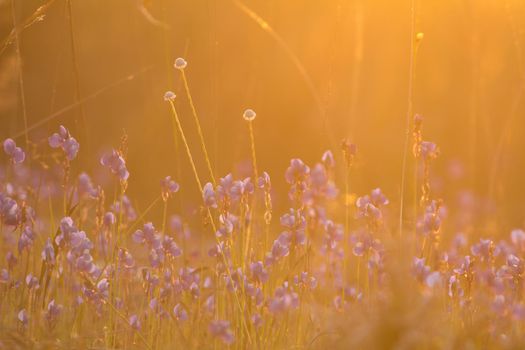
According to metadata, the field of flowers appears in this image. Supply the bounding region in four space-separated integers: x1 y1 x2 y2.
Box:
2 1 525 349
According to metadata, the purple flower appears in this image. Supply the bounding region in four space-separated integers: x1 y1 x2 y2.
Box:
285 158 310 184
162 236 182 258
75 251 95 273
204 295 215 314
103 212 116 227
470 239 493 262
417 200 446 237
321 150 335 168
6 251 17 270
412 257 430 283
269 284 300 314
25 273 39 289
208 320 234 345
3 138 25 163
294 271 318 290
173 304 188 322
511 229 525 250
216 174 235 202
257 171 271 190
118 248 135 268
129 314 141 330
425 271 441 288
202 182 217 208
132 222 161 249
250 261 269 284
18 226 35 253
17 309 28 327
231 178 254 200
352 230 383 257
356 188 389 221
55 216 77 246
420 141 439 160
267 235 290 265
69 230 93 253
48 125 79 160
77 173 98 198
0 195 21 226
161 176 180 201
45 300 63 326
323 220 344 250
111 195 137 222
100 149 129 181
0 269 8 284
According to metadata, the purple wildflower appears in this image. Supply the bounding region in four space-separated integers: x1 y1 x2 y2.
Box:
48 125 79 160
321 150 335 169
356 188 389 221
208 320 234 345
202 182 217 208
17 309 28 327
285 158 310 185
160 176 180 201
100 149 129 181
3 138 25 163
129 314 141 330
44 300 63 327
420 141 439 160
173 304 188 322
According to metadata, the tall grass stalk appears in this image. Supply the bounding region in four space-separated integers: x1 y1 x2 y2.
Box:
179 69 217 186
399 0 421 237
10 0 29 148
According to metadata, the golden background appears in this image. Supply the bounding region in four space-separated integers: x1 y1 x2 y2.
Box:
2 0 525 233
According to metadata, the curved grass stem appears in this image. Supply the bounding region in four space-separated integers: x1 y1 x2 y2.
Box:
180 70 217 186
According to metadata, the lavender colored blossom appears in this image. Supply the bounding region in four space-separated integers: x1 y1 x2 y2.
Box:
100 149 129 181
269 284 300 314
323 220 344 251
420 141 439 160
3 138 25 163
17 309 28 327
77 173 98 198
110 195 137 222
129 314 141 330
25 273 39 289
0 195 21 226
321 150 335 168
161 176 180 201
45 300 63 326
173 304 188 322
257 171 271 190
250 261 269 283
356 188 389 221
208 320 234 345
202 182 217 208
0 269 8 283
231 177 254 200
285 158 310 184
48 125 79 160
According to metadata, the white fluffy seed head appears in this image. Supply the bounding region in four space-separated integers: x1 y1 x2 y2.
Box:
174 57 187 70
164 91 176 101
243 109 256 121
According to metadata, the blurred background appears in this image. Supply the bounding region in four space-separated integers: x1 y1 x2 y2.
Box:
1 0 525 235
